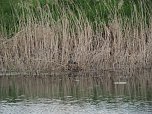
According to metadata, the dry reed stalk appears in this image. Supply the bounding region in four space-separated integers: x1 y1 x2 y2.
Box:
0 14 152 73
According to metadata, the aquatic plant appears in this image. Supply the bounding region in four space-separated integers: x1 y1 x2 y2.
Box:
0 0 152 73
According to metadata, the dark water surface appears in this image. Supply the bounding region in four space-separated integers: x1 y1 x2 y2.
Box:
0 70 152 114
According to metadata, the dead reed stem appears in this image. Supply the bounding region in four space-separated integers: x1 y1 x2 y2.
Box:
0 13 152 73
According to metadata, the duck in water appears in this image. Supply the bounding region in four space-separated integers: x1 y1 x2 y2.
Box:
67 53 83 72
67 58 79 71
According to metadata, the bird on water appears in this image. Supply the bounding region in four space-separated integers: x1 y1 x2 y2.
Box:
67 54 80 71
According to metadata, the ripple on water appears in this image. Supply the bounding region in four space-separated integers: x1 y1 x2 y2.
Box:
0 98 152 114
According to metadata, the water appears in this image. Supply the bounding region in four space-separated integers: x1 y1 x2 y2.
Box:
0 70 152 114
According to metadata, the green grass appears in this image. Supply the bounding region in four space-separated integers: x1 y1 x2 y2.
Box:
0 0 152 37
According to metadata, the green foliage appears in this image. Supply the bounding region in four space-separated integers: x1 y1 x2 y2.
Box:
0 0 152 37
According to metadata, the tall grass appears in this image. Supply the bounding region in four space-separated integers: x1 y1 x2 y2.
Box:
0 0 152 73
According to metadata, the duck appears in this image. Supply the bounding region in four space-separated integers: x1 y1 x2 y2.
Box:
66 54 82 71
67 58 79 71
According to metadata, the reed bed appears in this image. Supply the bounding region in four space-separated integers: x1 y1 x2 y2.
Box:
0 0 152 73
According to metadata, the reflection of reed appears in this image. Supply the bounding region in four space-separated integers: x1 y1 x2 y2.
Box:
0 70 152 100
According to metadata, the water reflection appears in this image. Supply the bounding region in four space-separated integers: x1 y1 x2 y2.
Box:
0 69 152 114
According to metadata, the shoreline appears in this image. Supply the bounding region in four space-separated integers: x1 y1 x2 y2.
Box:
0 67 151 76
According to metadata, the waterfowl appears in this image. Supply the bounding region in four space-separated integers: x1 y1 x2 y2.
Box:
66 54 82 71
67 59 79 71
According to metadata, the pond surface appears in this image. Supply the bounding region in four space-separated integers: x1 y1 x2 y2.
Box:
0 70 152 114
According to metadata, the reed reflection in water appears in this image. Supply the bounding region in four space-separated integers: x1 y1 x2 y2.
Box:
0 69 152 114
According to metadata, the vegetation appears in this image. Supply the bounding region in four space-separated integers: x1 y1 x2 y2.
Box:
0 0 152 73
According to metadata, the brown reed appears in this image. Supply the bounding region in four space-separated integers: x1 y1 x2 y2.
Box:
0 8 152 74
